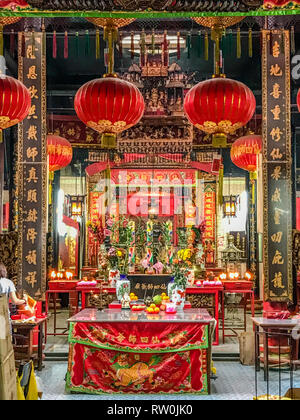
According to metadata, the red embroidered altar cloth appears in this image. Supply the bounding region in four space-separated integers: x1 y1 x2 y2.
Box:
66 310 212 395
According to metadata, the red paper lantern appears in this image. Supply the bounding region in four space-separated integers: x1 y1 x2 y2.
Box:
0 75 31 130
47 135 73 172
297 89 300 113
184 77 256 144
230 135 262 173
74 77 145 149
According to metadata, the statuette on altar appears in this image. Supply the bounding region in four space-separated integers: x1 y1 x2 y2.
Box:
121 292 131 310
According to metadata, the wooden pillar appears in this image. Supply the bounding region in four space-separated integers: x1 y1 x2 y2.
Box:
17 30 47 300
262 30 294 308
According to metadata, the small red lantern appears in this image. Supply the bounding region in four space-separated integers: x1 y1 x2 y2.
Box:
297 89 300 113
230 135 262 174
0 75 31 130
231 134 262 203
184 77 256 146
47 135 73 172
74 77 145 149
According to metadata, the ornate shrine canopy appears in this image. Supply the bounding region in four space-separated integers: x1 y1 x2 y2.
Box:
1 1 300 17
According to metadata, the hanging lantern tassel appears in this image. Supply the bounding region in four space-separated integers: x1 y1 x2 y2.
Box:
250 172 257 204
31 30 35 53
218 165 224 207
49 171 54 206
204 31 209 61
237 27 241 59
96 29 100 59
21 31 25 57
280 30 285 54
53 30 57 59
75 31 79 57
118 31 122 58
103 26 118 77
131 31 135 60
228 29 233 57
197 30 201 58
0 25 4 56
248 28 253 58
177 31 181 60
42 22 46 57
151 29 155 55
64 31 68 59
141 29 146 66
10 29 15 58
187 32 191 59
291 26 295 56
85 30 90 56
163 30 168 66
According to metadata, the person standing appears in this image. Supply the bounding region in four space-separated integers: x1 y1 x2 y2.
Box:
0 263 27 326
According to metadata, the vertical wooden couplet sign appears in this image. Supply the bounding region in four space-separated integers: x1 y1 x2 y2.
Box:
17 32 47 300
262 30 293 302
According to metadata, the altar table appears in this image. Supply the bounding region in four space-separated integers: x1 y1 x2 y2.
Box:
66 308 214 395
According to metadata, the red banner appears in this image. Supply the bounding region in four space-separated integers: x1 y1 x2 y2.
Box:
67 344 208 394
69 322 208 352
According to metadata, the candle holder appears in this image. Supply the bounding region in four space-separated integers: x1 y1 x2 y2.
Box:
90 279 109 311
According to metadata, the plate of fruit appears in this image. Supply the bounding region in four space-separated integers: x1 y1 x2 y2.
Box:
146 304 160 314
129 293 139 302
131 303 146 312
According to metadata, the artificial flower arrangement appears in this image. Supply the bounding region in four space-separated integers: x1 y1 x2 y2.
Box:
106 246 129 274
87 219 106 244
171 249 194 289
106 216 133 246
192 220 207 244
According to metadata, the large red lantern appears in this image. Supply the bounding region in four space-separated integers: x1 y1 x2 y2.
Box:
0 75 31 130
47 135 73 172
184 77 256 146
74 77 145 149
230 135 262 174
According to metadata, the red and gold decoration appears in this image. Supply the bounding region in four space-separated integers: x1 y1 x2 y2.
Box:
263 0 300 8
262 29 293 303
230 135 262 174
203 183 216 266
47 134 73 172
85 18 135 75
0 75 30 131
192 16 245 29
184 78 256 147
17 31 47 300
67 321 209 394
297 88 300 114
0 16 21 56
75 18 144 149
74 77 145 149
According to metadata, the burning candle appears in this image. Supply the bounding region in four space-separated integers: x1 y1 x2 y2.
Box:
245 271 252 280
66 272 73 280
50 271 57 280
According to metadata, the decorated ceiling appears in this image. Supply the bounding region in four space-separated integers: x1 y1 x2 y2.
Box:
0 0 300 15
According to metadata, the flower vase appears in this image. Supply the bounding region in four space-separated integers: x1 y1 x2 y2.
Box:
116 275 131 302
168 282 186 310
108 269 120 288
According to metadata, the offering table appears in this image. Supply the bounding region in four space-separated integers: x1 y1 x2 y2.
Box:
66 308 214 395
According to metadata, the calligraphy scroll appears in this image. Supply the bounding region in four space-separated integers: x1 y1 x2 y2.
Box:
203 182 216 266
262 30 293 302
17 32 47 300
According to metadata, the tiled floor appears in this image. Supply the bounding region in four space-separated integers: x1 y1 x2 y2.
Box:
36 360 300 400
